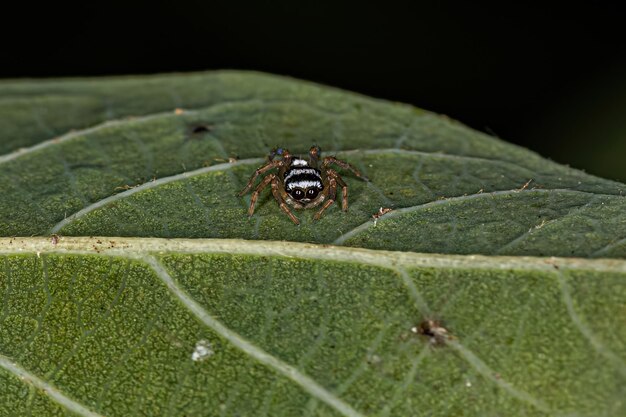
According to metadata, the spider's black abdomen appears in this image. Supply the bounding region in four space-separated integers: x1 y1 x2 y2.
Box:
284 169 324 191
284 159 324 192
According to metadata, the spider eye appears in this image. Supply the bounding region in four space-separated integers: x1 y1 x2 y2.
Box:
293 189 304 200
306 188 319 198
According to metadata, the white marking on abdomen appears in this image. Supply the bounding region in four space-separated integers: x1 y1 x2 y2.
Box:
292 159 309 166
287 180 323 190
284 168 321 182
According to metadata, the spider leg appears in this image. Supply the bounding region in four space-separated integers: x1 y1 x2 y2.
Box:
238 160 281 196
321 156 367 180
271 177 300 225
308 145 321 167
314 176 337 220
247 173 275 216
329 170 349 211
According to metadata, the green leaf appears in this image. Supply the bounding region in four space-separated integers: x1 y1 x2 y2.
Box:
1 72 625 416
1 71 625 257
1 238 625 417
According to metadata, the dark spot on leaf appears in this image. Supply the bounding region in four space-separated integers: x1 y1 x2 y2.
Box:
69 163 105 170
190 124 213 134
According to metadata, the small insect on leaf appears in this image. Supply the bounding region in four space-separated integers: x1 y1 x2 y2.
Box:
412 319 453 346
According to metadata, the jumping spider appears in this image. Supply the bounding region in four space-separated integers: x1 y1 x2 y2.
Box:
238 146 366 224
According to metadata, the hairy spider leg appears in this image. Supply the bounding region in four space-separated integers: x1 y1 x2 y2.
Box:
308 145 321 167
238 160 282 196
322 156 367 180
314 176 338 220
329 170 349 211
271 177 300 224
247 173 276 216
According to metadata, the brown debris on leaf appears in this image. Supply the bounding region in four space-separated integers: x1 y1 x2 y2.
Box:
372 207 393 226
516 178 533 192
114 184 137 191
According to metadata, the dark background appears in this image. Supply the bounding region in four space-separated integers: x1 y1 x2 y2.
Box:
4 2 626 181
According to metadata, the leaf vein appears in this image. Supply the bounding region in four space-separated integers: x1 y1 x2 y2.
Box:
333 189 625 246
0 97 357 164
142 255 365 417
590 236 626 258
0 354 105 417
390 265 553 413
555 269 626 377
48 148 614 235
495 196 603 255
446 340 552 413
49 158 264 234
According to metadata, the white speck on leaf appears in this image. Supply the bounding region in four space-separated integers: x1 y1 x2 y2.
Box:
367 353 382 365
191 339 214 362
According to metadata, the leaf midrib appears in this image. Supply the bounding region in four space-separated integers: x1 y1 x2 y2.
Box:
2 237 625 273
